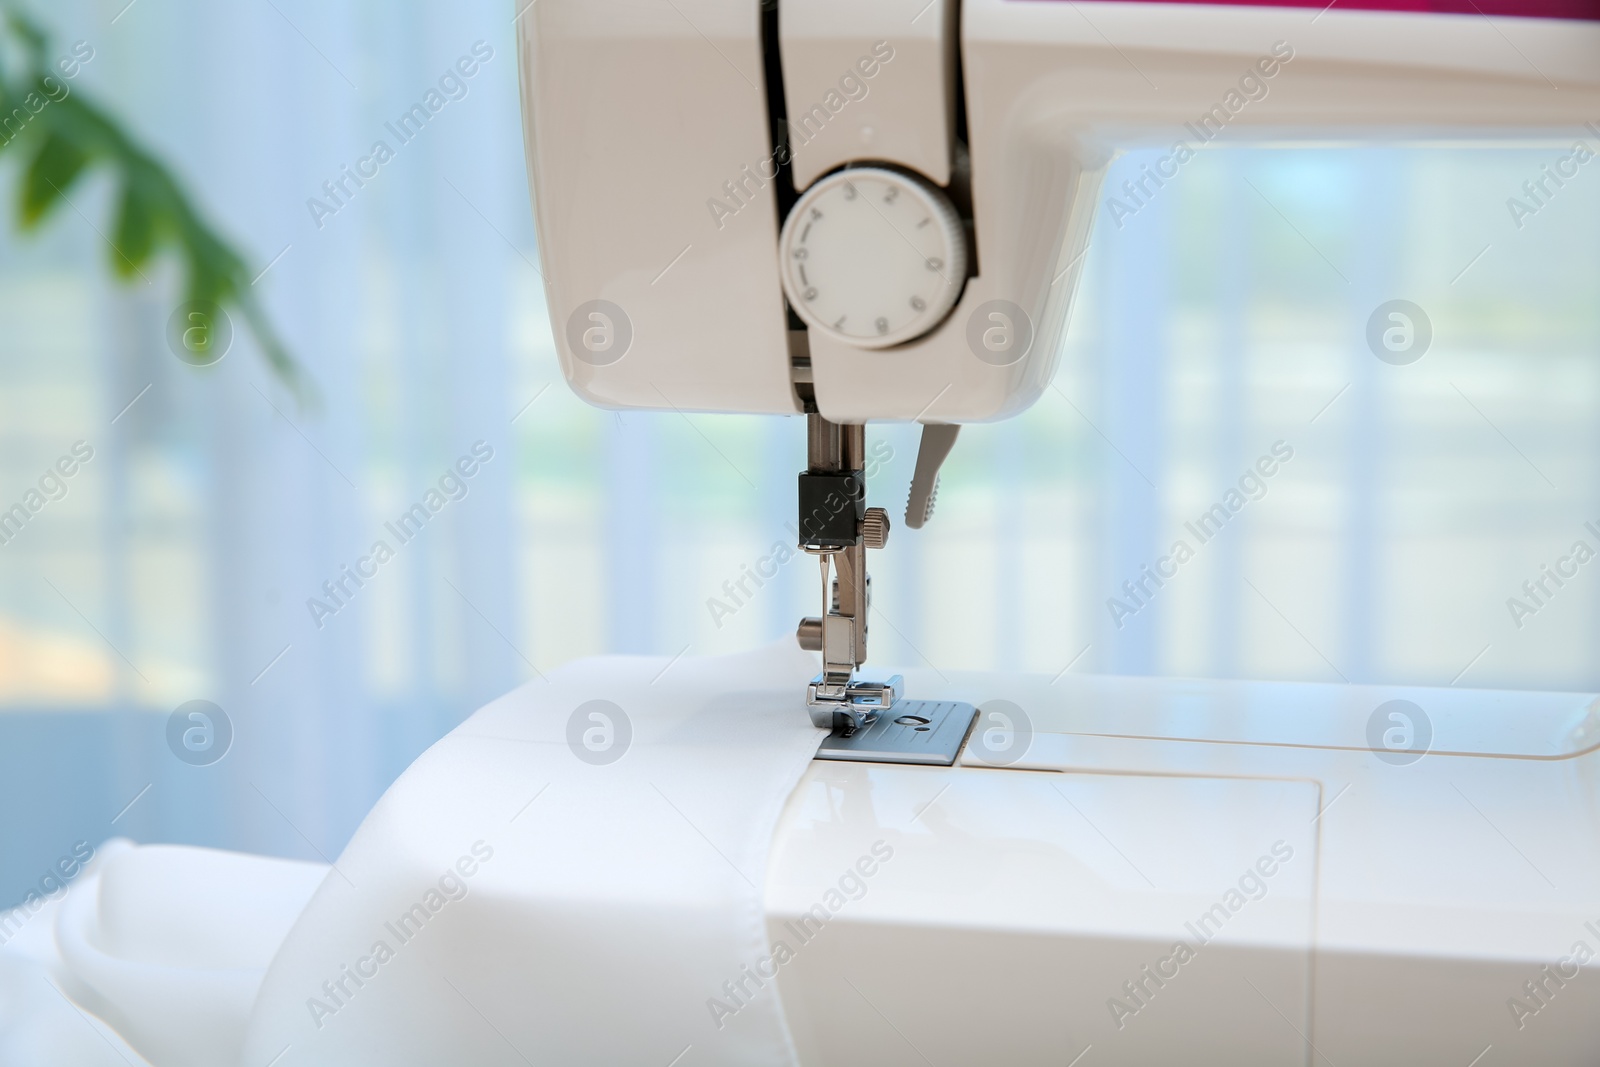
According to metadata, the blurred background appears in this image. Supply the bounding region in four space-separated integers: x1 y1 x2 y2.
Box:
3 0 1600 903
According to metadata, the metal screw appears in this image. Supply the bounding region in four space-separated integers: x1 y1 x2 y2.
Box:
796 617 823 651
861 507 890 549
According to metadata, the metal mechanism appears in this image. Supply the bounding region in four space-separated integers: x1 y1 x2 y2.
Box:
791 415 971 747
814 699 979 767
796 413 903 730
861 507 890 549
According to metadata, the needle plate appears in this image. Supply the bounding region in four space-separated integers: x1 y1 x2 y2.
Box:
814 700 978 766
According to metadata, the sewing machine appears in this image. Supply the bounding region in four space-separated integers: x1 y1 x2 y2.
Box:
509 2 1600 1063
520 0 1600 715
13 5 1600 1066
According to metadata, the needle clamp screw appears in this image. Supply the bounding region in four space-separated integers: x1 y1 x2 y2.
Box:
861 507 890 549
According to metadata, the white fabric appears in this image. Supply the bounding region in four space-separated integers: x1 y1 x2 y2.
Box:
0 840 326 1067
241 638 824 1065
0 641 822 1065
0 840 150 1067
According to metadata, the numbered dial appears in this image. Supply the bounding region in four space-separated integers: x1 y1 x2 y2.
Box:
778 167 966 350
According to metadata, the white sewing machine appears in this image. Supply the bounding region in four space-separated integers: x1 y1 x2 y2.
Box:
14 6 1600 1066
510 1 1600 1063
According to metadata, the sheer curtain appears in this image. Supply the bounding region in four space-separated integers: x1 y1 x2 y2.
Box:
0 0 546 902
3 0 1600 903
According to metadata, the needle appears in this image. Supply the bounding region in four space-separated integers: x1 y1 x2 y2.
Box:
818 552 832 615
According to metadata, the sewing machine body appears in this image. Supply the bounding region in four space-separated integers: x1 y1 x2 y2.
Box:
518 0 1600 423
238 651 1600 1064
772 671 1600 1064
510 2 1600 1062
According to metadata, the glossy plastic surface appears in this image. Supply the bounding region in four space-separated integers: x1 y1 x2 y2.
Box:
770 669 1600 1064
521 1 1600 423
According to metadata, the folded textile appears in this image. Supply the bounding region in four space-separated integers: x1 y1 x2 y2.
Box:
242 638 824 1066
0 840 326 1067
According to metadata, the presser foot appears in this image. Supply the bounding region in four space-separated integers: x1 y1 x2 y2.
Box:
806 673 901 730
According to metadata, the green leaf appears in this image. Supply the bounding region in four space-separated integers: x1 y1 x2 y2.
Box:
19 130 89 227
110 170 162 276
2 1 311 404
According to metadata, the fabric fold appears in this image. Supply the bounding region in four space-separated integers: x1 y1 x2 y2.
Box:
1 640 823 1065
240 638 824 1065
